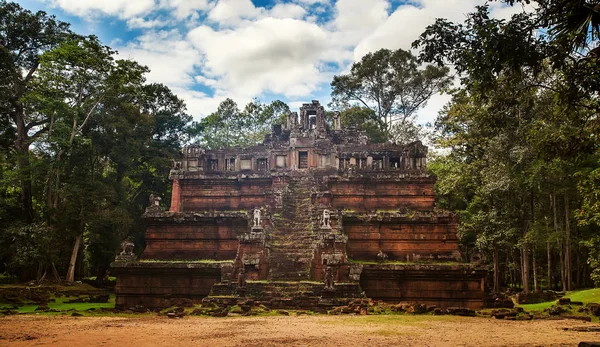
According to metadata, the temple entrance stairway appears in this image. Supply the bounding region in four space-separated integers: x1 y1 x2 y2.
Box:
207 280 365 311
267 173 318 280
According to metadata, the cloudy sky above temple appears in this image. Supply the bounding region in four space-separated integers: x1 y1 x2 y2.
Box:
19 0 532 123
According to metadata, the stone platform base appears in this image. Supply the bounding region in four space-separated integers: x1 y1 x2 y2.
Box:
359 263 487 309
110 260 228 309
112 261 487 310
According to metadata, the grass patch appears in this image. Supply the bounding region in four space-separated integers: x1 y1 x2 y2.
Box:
518 301 555 312
518 288 600 313
1 294 116 315
566 288 600 303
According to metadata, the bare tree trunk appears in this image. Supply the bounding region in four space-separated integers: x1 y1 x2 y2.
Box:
532 245 538 291
493 246 500 292
564 195 572 291
66 234 82 283
14 111 34 223
559 242 566 292
36 262 44 282
552 192 562 290
50 262 61 282
576 250 581 288
522 245 530 292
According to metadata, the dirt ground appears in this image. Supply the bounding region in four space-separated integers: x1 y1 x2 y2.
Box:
1 314 599 347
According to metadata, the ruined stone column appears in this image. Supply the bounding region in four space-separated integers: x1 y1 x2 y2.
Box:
169 178 181 212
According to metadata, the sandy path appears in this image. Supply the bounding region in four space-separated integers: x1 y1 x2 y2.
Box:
1 315 599 347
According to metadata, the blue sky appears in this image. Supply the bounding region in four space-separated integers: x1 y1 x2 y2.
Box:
17 0 528 122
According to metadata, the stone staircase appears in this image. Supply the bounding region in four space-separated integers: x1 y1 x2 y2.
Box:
268 174 318 280
206 280 365 311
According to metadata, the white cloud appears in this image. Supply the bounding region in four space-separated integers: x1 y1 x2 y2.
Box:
188 17 329 98
117 30 201 88
48 0 156 18
161 0 212 19
354 0 531 61
295 0 330 4
207 0 262 26
333 0 388 33
47 0 213 19
269 3 306 19
51 0 531 121
126 16 171 29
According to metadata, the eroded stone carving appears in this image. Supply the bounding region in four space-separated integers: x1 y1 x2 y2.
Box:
253 208 261 227
377 250 388 263
237 268 247 288
152 194 162 207
324 266 335 290
333 112 341 130
121 240 135 255
115 240 137 262
321 209 331 229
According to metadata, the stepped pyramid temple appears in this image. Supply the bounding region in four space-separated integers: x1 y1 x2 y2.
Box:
112 100 487 310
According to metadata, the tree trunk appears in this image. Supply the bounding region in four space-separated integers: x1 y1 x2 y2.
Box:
559 243 567 292
564 195 572 291
36 262 44 282
532 245 538 291
522 245 530 292
576 250 581 288
546 216 552 290
13 106 34 223
493 246 500 292
66 234 82 283
50 262 61 282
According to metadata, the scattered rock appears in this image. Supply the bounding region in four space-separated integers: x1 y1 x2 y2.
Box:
277 310 289 316
545 305 567 316
515 291 562 304
483 292 514 308
558 298 572 305
517 314 533 320
129 305 148 313
586 303 600 316
446 307 476 317
563 315 592 322
89 295 110 303
564 327 600 332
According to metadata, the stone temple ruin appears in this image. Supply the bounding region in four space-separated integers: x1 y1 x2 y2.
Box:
111 100 487 310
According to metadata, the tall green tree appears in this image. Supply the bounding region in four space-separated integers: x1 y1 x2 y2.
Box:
0 0 71 222
416 5 600 291
193 99 289 149
330 48 450 140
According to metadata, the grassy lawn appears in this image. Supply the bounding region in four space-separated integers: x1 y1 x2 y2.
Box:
518 288 600 312
1 294 116 314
